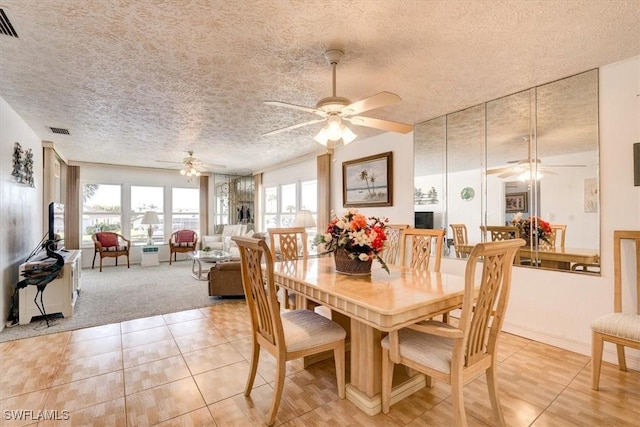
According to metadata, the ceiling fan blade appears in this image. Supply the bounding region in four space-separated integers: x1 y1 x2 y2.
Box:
487 166 516 175
346 116 413 134
497 169 521 179
262 118 326 137
263 101 325 116
342 91 402 116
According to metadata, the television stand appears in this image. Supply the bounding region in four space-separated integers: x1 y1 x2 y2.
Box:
18 249 82 325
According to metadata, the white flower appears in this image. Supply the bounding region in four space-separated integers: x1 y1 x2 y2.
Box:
350 230 371 247
335 219 347 230
323 232 333 242
358 253 370 261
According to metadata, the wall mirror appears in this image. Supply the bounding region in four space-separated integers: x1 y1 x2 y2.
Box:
414 69 600 274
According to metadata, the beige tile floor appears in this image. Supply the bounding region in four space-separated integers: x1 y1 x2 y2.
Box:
1 300 638 426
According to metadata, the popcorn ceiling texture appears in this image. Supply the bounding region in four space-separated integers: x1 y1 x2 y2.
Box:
0 0 638 174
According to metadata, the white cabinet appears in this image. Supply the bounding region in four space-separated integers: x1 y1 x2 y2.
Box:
141 245 160 267
19 250 82 325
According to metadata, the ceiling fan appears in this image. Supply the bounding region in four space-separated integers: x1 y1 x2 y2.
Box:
262 49 413 145
487 135 587 180
488 158 586 180
155 151 225 175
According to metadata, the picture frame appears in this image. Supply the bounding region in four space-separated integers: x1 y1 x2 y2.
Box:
343 151 393 207
505 192 528 213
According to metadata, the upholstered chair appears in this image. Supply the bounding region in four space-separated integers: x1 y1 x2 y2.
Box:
92 232 130 272
169 229 198 264
232 236 346 426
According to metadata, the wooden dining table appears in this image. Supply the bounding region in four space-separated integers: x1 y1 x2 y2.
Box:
272 256 467 415
457 244 599 270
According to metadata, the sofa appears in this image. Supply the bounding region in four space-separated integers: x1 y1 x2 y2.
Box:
201 224 248 251
208 262 244 297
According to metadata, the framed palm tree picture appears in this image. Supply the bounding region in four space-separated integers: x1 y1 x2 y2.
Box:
342 151 393 207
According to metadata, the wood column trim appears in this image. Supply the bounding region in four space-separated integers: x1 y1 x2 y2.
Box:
317 153 331 231
66 165 81 249
199 176 209 237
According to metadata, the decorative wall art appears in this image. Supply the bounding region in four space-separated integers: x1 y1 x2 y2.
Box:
11 142 35 188
343 151 393 207
505 192 528 213
584 177 598 213
460 187 475 201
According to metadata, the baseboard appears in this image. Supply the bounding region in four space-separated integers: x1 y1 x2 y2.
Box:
502 322 640 371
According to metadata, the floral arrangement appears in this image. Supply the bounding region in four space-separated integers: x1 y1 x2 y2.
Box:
510 212 552 244
313 208 390 273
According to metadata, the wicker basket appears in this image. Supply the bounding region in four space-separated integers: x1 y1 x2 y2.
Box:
333 248 373 276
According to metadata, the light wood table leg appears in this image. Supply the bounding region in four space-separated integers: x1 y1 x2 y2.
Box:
345 318 426 415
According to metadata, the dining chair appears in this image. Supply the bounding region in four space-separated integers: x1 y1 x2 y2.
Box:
381 238 525 426
480 225 517 242
380 224 410 265
268 227 308 309
232 236 346 426
450 223 469 259
590 230 640 391
398 228 445 272
539 224 567 250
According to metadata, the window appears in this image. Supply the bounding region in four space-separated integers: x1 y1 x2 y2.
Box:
130 186 164 245
82 184 122 245
172 188 199 234
280 183 297 227
264 186 278 229
262 181 317 230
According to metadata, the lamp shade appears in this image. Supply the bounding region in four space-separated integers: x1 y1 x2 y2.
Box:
294 210 316 228
141 211 160 225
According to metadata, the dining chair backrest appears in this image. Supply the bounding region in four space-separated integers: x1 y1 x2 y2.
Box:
268 227 308 261
398 228 445 272
380 224 410 265
590 230 640 390
268 227 308 309
481 225 517 242
450 223 469 259
539 224 567 250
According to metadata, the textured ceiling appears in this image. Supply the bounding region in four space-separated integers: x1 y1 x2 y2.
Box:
1 0 638 175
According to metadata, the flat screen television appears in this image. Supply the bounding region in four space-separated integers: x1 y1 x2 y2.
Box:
414 211 434 229
48 202 65 250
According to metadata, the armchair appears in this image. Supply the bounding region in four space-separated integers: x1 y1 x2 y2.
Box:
92 232 130 272
169 229 198 265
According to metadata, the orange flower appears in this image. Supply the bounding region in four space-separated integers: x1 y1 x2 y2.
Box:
350 213 368 231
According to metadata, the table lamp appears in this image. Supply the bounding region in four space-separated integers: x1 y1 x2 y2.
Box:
294 209 316 229
141 211 160 245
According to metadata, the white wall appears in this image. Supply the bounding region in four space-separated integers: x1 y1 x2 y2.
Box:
0 97 44 331
330 132 415 225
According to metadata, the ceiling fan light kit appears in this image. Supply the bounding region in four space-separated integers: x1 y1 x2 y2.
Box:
179 151 202 177
263 49 413 145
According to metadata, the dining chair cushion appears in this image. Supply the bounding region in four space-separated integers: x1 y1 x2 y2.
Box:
281 310 346 353
96 232 119 247
591 313 640 342
381 322 455 374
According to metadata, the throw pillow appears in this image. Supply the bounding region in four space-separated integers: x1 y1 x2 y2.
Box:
97 233 118 247
244 230 255 238
176 230 195 243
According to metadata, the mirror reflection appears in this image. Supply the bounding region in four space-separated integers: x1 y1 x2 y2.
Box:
414 69 600 274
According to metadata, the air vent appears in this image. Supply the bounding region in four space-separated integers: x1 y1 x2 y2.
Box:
49 127 70 135
0 8 19 38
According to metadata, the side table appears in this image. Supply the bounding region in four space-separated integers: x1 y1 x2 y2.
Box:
141 245 160 267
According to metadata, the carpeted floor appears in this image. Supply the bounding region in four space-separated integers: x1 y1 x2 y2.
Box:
1 261 233 342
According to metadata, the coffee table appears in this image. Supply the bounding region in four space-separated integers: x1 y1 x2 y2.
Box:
189 250 232 280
